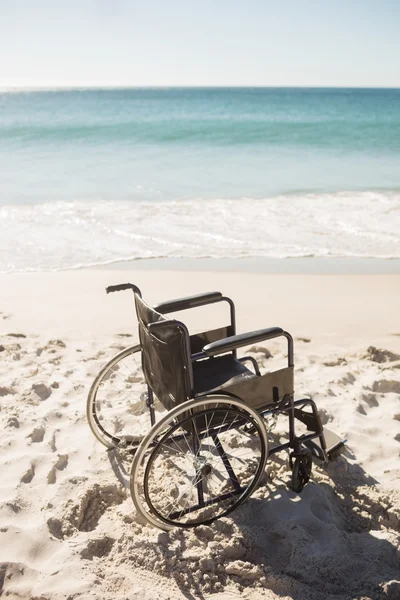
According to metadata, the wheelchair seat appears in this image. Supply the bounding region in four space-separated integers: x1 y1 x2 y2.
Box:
193 355 256 395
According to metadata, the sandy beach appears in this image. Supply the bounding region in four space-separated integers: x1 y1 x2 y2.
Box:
0 265 399 599
2 2 400 596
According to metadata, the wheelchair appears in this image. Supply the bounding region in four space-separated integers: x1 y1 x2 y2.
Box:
87 283 345 531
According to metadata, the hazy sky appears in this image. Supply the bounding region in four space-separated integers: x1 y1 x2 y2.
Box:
1 0 399 88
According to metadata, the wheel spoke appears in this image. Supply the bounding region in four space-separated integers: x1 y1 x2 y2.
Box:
139 404 267 527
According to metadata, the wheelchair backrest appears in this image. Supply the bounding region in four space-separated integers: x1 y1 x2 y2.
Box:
134 294 192 410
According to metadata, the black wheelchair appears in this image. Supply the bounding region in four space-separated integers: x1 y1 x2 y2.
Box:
87 283 345 530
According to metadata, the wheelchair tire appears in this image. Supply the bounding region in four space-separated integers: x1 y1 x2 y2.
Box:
291 451 312 493
130 395 269 530
86 344 165 450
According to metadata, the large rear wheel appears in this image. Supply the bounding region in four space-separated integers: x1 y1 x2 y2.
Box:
86 344 166 450
130 395 268 530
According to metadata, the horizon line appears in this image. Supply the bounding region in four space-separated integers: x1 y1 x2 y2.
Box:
1 84 399 93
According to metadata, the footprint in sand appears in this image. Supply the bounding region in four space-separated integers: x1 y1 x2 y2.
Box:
27 425 45 443
0 386 15 397
49 431 58 452
4 343 21 353
20 464 35 484
47 482 125 538
31 382 52 401
47 339 66 349
83 350 106 362
356 403 367 415
247 345 272 358
323 357 347 367
6 333 26 339
7 416 19 429
338 372 356 385
47 454 69 484
366 346 400 363
36 339 66 359
317 407 331 425
0 343 22 361
356 393 380 415
79 536 115 560
48 357 62 365
372 380 400 394
110 343 128 351
361 392 379 408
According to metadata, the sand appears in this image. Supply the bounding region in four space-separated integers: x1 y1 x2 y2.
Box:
0 268 399 600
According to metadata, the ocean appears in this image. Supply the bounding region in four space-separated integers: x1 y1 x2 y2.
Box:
1 87 399 272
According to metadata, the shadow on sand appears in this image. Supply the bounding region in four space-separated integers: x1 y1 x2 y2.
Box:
107 446 399 600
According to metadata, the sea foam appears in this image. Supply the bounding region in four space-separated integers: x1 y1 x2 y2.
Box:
1 191 399 272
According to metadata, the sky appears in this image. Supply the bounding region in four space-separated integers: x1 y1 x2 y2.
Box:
0 0 399 88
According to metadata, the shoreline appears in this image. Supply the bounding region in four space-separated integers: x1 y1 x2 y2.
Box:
93 256 400 274
3 256 400 277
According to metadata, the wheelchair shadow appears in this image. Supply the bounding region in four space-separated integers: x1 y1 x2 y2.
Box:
226 452 399 600
105 446 398 600
156 453 398 600
106 446 132 489
325 444 379 485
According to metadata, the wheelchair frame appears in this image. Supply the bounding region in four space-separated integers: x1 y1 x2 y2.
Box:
88 282 345 530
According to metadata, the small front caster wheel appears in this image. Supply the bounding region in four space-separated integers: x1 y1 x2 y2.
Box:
291 451 312 493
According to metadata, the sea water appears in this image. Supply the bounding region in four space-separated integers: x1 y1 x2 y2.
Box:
1 87 399 271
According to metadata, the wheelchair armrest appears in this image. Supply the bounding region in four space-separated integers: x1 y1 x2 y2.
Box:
203 327 284 356
154 291 223 314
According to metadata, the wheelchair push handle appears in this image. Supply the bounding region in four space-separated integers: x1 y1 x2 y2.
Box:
105 283 142 297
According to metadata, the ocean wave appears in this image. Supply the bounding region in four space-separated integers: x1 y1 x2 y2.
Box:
2 120 400 151
1 191 400 272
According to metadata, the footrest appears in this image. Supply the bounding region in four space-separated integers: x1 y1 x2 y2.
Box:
304 428 346 462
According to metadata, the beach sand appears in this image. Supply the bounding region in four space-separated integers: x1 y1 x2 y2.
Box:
0 267 399 600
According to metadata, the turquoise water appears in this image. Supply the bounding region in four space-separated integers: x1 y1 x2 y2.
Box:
1 88 399 270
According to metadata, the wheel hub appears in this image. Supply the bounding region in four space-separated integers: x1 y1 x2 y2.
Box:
201 464 212 476
194 455 212 477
